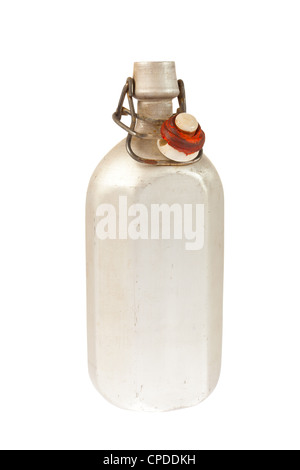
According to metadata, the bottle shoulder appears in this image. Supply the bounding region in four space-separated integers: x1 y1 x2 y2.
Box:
87 138 223 197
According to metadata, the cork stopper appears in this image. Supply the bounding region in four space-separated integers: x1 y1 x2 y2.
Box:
133 61 179 100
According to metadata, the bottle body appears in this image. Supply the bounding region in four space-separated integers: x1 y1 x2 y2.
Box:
86 138 224 411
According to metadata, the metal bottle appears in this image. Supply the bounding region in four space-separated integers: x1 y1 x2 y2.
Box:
86 61 224 411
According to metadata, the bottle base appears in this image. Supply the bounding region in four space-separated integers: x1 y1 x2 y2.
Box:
88 362 220 412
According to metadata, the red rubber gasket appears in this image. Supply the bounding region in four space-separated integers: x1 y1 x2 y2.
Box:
160 114 205 155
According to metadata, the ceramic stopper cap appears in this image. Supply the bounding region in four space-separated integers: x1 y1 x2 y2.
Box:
175 113 199 133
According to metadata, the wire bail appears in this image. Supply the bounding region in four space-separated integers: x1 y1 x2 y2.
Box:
112 78 203 166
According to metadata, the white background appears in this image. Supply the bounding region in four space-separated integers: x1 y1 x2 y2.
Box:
0 0 299 451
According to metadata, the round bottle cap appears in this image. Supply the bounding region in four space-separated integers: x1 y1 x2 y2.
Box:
175 113 199 133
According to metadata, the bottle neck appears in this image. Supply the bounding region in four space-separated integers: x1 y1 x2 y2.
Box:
134 100 173 139
129 62 179 162
131 100 173 162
